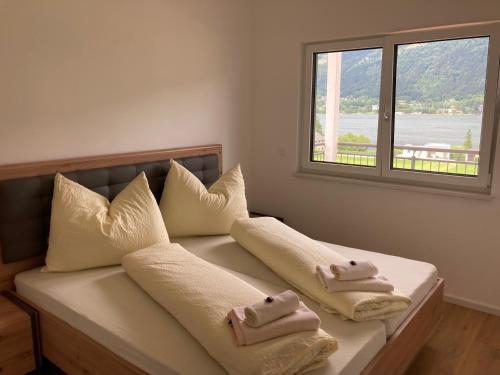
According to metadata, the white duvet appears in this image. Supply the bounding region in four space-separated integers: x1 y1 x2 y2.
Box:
230 217 411 321
122 242 337 375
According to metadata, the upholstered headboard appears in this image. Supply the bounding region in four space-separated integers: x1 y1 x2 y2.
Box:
0 144 222 289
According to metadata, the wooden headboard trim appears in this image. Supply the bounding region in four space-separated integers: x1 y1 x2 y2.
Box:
0 144 222 290
0 144 222 181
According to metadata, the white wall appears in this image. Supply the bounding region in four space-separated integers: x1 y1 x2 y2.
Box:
250 0 500 313
0 0 253 170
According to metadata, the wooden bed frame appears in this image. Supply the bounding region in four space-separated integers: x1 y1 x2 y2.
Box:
0 145 444 375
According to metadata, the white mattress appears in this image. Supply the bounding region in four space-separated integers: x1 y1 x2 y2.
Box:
15 235 437 375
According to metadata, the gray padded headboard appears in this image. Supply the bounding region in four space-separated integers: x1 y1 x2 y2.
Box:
0 154 220 264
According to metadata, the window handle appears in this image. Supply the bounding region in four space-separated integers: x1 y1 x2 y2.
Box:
381 104 390 120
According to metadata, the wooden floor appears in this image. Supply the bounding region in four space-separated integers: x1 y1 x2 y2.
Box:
33 302 500 375
405 302 500 375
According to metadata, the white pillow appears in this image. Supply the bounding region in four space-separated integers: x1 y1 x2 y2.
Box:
159 160 248 237
45 172 169 272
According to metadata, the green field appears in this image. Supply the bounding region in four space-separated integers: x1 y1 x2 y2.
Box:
312 153 478 176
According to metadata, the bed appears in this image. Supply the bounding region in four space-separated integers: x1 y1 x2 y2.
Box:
0 144 444 375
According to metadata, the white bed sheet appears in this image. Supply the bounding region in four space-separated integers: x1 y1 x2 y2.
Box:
15 264 385 375
176 236 438 337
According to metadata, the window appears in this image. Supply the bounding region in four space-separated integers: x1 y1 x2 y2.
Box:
300 24 500 193
312 47 383 167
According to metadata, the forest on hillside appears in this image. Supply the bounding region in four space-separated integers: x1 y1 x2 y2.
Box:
315 37 489 114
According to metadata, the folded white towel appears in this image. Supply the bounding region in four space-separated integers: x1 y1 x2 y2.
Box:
244 290 300 327
317 265 394 293
229 302 321 346
330 260 378 280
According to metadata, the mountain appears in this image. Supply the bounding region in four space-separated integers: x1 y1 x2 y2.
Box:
315 37 489 104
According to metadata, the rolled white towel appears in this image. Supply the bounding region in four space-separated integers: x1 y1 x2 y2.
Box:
317 265 394 293
330 260 378 280
244 290 300 327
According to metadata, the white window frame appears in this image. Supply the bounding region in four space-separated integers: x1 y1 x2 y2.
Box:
299 23 500 194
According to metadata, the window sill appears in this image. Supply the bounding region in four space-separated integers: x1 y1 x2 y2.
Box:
293 170 494 201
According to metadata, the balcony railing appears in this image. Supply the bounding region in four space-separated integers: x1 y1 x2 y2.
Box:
313 142 479 175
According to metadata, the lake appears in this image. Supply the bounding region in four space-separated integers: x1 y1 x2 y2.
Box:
317 113 483 148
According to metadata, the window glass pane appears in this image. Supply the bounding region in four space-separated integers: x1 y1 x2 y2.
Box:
392 37 489 176
312 48 382 166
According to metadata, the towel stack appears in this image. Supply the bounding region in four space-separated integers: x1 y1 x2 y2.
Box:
227 290 321 346
316 260 394 293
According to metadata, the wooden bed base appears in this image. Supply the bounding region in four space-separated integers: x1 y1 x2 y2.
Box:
17 294 147 375
361 278 444 374
12 278 444 375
